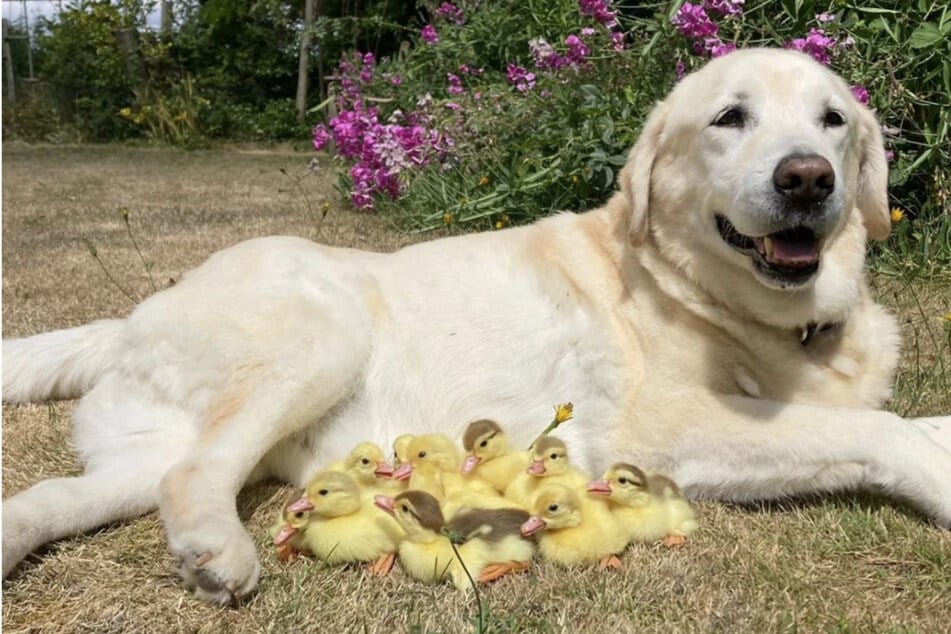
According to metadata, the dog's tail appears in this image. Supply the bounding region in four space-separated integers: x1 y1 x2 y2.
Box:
2 319 125 403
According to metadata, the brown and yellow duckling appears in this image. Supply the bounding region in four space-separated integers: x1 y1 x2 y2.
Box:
504 435 589 508
460 419 531 494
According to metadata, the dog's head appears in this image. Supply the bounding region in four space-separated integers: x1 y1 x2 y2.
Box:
620 49 889 326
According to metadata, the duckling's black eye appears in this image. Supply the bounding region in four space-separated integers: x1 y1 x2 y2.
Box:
618 477 629 485
361 458 370 465
547 504 559 512
400 504 409 512
294 511 305 519
318 489 328 496
418 451 427 458
712 107 745 128
550 453 558 460
479 440 488 448
823 109 845 127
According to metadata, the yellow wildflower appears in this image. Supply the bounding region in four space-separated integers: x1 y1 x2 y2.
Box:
494 214 510 230
443 213 453 225
479 175 489 186
942 311 951 324
119 207 130 222
571 174 579 184
890 207 904 223
118 107 132 118
553 402 574 424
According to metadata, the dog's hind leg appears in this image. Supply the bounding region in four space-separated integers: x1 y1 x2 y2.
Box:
158 310 372 605
2 466 163 578
661 395 951 528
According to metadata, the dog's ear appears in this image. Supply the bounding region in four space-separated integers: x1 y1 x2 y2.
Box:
622 100 669 246
854 105 890 241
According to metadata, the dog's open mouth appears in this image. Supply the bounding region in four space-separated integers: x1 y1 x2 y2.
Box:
716 214 821 285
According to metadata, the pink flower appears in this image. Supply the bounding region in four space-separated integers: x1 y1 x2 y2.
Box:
850 85 869 105
581 27 596 36
312 124 330 151
389 75 402 86
421 24 439 44
506 64 536 91
784 28 838 65
444 102 461 110
703 0 744 17
565 34 591 65
434 2 464 25
611 31 625 51
447 73 465 95
816 12 835 22
885 150 895 162
675 60 687 81
578 0 618 29
672 3 718 39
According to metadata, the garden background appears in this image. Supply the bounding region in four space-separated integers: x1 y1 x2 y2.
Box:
2 1 950 632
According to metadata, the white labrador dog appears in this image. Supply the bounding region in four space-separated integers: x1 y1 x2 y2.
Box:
4 49 950 604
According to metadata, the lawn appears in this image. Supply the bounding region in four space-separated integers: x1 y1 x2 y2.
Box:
2 144 949 633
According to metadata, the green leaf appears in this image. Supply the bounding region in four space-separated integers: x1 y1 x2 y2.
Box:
908 23 943 49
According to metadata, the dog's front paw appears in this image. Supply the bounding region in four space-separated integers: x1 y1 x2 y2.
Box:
169 520 261 606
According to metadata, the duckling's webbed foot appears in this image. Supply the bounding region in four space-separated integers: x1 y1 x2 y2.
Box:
367 552 396 576
597 554 622 571
661 534 688 547
478 560 530 583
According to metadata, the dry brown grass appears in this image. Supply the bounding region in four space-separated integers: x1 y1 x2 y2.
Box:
3 143 950 634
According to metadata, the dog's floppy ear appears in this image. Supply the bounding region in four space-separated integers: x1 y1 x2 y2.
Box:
854 105 890 241
622 99 669 246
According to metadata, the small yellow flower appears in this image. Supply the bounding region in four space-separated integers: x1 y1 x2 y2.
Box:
941 311 951 324
571 174 579 184
494 214 510 230
443 213 453 225
479 175 489 186
119 207 130 222
553 402 574 424
118 107 132 118
890 207 904 223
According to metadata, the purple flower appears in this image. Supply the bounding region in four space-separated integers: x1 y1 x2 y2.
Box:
447 73 465 95
421 24 439 44
611 31 625 51
703 0 744 17
581 27 596 36
312 124 330 151
506 64 536 91
885 149 895 162
850 85 869 105
675 60 687 81
816 12 835 22
578 0 618 29
444 101 461 110
389 74 402 86
434 2 464 25
784 28 838 65
672 3 718 40
565 34 591 65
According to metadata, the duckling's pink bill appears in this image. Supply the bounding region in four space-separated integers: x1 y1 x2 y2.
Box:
520 516 545 536
374 495 396 515
391 462 414 481
526 460 546 475
586 480 612 495
274 524 297 546
287 497 314 513
374 461 395 478
461 455 481 475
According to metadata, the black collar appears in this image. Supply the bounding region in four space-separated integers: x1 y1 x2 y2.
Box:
799 321 842 346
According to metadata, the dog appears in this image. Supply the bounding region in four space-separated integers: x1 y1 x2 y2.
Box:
3 49 950 605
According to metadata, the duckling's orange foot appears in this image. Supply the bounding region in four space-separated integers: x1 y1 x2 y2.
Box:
479 560 530 584
276 544 298 563
598 555 622 571
662 535 688 548
367 553 396 576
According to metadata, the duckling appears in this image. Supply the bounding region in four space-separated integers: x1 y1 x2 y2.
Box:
460 419 531 494
327 441 399 493
271 489 312 562
289 471 404 574
587 463 698 546
392 433 517 512
392 434 415 467
520 484 628 569
504 435 590 508
375 491 533 589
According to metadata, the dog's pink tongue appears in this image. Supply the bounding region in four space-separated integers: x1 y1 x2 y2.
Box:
765 235 819 268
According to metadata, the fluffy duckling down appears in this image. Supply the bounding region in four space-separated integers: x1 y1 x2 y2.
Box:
271 490 312 561
460 419 531 494
327 441 400 494
391 434 517 514
288 471 404 574
587 463 698 546
504 435 590 508
375 490 533 590
520 484 628 569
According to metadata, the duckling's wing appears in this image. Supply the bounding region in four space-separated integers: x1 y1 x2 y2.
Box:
448 508 531 544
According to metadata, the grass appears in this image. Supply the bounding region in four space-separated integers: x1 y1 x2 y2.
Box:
2 144 950 633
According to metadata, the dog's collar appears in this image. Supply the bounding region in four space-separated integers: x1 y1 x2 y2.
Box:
799 321 842 346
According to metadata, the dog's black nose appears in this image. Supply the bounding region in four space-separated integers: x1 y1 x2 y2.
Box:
773 154 835 207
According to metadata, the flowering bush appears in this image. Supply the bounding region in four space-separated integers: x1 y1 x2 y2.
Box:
311 0 949 269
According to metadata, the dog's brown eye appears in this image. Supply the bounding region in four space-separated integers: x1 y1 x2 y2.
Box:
823 110 845 127
713 107 745 128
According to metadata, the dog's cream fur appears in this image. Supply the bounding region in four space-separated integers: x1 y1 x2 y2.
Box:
3 49 950 604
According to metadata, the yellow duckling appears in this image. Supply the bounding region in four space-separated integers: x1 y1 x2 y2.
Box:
587 463 698 547
327 441 399 493
392 434 415 467
460 419 531 494
392 433 517 513
375 491 533 589
271 489 312 562
504 435 590 508
288 471 404 574
520 484 628 569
